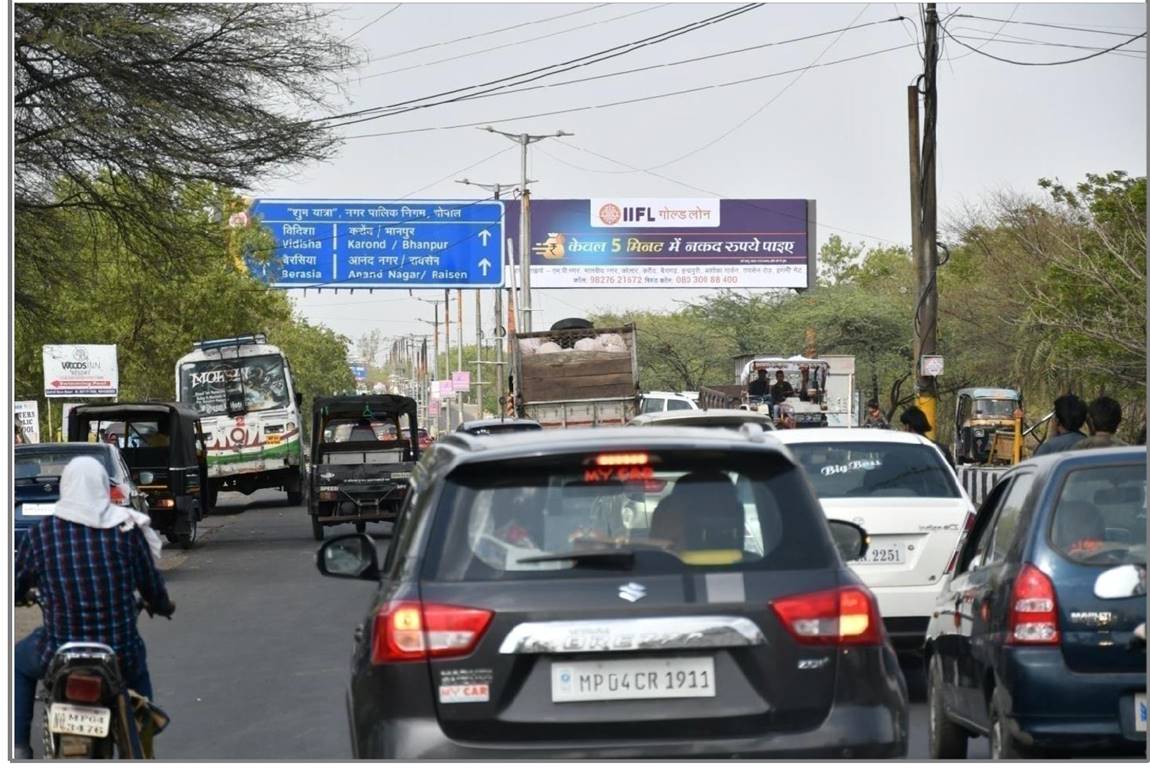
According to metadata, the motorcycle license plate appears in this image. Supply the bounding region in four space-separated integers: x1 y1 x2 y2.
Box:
48 703 111 738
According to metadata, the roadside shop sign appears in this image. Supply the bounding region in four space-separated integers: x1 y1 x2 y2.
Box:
14 400 40 444
42 345 119 398
452 371 471 392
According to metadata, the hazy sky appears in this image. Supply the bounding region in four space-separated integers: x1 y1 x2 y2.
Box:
255 2 1147 359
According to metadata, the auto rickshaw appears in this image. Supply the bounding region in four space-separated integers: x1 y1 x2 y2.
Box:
952 387 1022 464
306 395 420 541
68 402 209 549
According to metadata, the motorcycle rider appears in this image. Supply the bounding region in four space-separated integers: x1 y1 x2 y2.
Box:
13 456 174 759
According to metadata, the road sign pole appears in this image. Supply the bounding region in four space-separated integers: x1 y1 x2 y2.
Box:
443 289 452 429
457 289 464 422
475 289 483 418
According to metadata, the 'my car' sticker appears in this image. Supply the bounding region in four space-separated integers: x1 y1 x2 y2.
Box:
438 668 493 704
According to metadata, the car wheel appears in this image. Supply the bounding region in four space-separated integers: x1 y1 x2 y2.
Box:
927 656 968 759
311 514 325 541
989 692 1028 759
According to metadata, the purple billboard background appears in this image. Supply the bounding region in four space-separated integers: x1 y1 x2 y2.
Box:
503 199 815 289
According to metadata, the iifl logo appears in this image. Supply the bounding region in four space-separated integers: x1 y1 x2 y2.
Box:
598 202 655 225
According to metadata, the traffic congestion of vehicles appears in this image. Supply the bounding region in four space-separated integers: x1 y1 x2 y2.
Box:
11 2 1145 761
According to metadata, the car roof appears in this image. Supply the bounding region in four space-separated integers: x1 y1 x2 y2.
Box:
1016 445 1147 472
15 442 113 456
642 391 695 399
630 409 774 425
437 426 793 466
769 427 936 446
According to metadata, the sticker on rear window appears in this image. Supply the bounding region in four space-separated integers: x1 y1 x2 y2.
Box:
438 668 493 704
820 460 881 477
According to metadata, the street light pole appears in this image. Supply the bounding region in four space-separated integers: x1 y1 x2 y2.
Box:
480 126 572 333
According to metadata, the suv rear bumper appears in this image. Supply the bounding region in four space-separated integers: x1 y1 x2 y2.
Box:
999 647 1147 752
364 701 907 759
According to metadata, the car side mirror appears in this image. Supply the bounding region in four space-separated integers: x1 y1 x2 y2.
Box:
1094 564 1145 599
316 534 381 582
139 471 155 485
827 520 868 562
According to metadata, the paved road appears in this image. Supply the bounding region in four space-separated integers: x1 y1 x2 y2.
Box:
20 490 989 760
130 492 383 758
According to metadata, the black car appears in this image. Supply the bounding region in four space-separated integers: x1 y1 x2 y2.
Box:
316 427 909 758
14 443 149 549
455 418 543 435
925 446 1147 758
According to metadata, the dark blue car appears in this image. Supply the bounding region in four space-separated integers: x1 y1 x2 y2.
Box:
14 443 148 549
925 446 1147 758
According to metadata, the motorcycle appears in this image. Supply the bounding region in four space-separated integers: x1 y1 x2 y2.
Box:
24 591 172 759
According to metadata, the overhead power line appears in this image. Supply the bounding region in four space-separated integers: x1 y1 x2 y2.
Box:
940 22 1146 65
945 4 1019 62
342 5 402 43
341 42 918 141
951 32 1145 58
364 4 610 64
337 14 905 129
953 14 1149 37
356 4 669 82
321 4 762 126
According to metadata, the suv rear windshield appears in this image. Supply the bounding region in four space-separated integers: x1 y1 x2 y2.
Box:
788 441 960 499
425 450 834 581
1050 463 1147 566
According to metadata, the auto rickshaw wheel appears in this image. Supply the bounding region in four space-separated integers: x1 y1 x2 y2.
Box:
311 514 324 541
204 484 218 513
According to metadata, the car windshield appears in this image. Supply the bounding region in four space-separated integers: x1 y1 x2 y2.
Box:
15 448 115 481
426 450 833 581
467 423 541 435
1050 463 1147 566
972 398 1017 418
179 354 290 416
788 441 960 499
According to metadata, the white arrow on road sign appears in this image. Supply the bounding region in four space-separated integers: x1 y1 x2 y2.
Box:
478 229 492 247
478 257 492 276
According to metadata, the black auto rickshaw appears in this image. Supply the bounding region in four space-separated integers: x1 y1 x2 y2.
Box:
68 402 209 549
307 395 420 541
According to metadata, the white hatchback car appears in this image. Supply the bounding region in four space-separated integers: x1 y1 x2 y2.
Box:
773 428 975 654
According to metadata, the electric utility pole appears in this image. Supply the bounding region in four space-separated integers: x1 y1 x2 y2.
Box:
911 4 941 438
480 126 572 333
457 178 529 419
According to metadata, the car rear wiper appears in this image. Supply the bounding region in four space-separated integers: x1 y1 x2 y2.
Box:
517 549 635 569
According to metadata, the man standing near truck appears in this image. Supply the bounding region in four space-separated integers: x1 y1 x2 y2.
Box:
748 369 770 399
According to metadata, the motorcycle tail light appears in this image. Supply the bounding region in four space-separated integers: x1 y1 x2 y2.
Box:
64 674 103 703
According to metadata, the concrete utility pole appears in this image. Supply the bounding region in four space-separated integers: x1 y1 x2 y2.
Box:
480 126 572 333
911 3 941 439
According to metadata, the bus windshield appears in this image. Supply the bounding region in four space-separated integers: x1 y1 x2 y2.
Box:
179 355 290 417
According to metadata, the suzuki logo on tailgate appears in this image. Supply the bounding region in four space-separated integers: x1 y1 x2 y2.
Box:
618 583 647 603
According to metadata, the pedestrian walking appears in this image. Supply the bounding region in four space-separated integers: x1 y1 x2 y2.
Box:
1074 396 1128 449
900 405 955 469
862 399 890 429
1033 394 1088 456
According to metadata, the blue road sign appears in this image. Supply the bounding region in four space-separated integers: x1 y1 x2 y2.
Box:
247 200 504 289
350 363 368 380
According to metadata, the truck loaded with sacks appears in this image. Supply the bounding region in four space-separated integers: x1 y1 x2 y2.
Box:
512 318 640 429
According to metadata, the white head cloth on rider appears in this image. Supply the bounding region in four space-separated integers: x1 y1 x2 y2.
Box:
53 456 163 561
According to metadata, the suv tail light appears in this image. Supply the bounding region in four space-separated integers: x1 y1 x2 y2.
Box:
371 601 493 664
1007 563 1060 645
109 485 129 506
771 586 883 646
64 674 104 703
944 511 977 575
